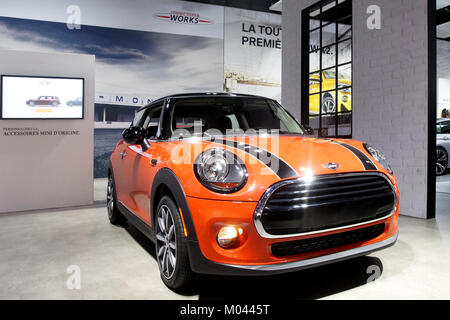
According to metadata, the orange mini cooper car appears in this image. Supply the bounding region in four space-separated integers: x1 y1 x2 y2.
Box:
108 93 399 290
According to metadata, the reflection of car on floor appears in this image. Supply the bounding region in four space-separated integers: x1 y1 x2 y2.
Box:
108 93 399 290
437 119 450 176
66 97 82 106
309 69 352 114
26 96 60 107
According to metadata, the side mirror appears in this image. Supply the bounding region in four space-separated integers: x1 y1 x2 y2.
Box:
304 125 315 135
122 126 146 145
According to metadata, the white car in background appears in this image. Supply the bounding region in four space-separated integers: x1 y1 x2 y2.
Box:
437 119 450 176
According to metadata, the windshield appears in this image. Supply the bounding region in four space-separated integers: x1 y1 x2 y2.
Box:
168 97 305 138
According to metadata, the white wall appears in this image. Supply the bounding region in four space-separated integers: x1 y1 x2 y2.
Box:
282 0 431 219
282 0 317 121
0 50 95 213
352 0 429 219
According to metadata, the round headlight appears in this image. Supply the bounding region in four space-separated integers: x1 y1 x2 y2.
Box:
194 149 248 193
364 144 393 174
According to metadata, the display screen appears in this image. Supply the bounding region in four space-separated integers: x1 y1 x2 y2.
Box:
0 75 84 119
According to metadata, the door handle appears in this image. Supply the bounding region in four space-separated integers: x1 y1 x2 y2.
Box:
120 152 127 158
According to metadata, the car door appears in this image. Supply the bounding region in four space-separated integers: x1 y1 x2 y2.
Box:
121 105 163 225
441 121 450 140
113 108 149 211
37 96 46 105
438 121 450 168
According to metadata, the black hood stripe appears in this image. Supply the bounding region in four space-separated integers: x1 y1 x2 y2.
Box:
331 140 378 171
213 139 298 179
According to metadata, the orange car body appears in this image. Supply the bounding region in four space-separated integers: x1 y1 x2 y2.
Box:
110 93 399 276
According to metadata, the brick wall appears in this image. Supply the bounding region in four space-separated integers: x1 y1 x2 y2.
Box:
282 0 430 218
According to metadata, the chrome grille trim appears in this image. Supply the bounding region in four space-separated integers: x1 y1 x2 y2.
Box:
253 172 398 239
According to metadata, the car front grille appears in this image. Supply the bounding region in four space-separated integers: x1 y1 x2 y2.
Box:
271 223 386 257
256 173 396 236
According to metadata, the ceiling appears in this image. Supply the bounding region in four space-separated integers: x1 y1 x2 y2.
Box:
314 0 352 25
183 0 281 13
437 0 450 10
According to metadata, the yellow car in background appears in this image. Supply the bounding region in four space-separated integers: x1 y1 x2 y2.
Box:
309 69 352 114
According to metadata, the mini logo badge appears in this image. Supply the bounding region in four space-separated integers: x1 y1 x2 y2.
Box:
324 162 339 170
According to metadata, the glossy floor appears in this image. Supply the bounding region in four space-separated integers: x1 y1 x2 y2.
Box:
0 179 449 299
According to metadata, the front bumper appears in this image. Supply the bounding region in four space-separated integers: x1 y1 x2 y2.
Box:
187 231 398 276
185 196 399 275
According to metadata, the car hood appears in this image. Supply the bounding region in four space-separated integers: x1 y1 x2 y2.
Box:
217 135 376 178
168 135 384 201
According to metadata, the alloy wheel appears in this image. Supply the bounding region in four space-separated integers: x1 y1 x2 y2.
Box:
156 204 177 280
437 148 448 175
107 175 114 219
322 96 336 114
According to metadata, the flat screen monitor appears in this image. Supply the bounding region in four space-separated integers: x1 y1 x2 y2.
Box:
0 75 84 119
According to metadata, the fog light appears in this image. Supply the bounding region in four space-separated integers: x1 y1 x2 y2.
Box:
217 226 242 249
342 95 348 103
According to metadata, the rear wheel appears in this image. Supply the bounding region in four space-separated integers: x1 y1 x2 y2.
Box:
107 173 126 225
155 196 194 291
437 147 448 176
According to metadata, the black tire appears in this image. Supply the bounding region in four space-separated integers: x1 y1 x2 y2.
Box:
437 147 448 176
155 196 195 291
107 173 126 226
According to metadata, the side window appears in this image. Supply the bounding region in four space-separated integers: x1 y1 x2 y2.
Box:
132 109 146 127
226 114 240 129
442 122 450 134
142 106 163 138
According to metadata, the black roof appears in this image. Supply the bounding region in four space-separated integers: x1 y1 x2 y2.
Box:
147 92 271 107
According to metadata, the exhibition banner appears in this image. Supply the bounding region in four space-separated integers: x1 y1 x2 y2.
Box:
0 15 223 177
0 0 283 177
0 0 224 39
224 8 282 101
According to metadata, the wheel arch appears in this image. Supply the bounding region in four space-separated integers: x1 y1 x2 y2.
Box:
107 160 116 181
150 168 198 241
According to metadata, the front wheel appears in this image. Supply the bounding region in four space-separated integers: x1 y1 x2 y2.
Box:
322 93 336 114
437 147 448 176
155 196 194 291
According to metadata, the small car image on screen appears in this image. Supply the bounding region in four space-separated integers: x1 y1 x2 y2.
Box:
1 75 84 119
66 97 82 106
26 96 61 107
